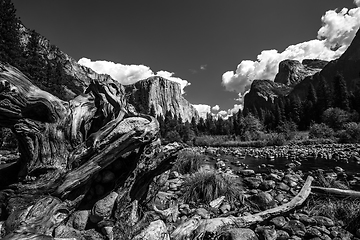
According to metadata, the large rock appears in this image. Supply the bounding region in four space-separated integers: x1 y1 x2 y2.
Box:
91 192 118 223
220 228 259 240
125 76 199 122
132 220 169 240
274 59 323 86
243 80 292 113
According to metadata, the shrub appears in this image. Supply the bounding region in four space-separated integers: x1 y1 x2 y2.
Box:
265 133 286 146
309 123 334 139
182 170 243 207
277 121 297 140
173 149 204 174
338 122 360 143
164 130 182 143
322 108 349 130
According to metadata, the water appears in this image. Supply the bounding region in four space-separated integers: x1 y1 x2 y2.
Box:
212 154 360 176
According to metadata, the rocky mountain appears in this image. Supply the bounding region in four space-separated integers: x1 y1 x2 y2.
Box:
244 80 292 112
125 76 199 122
19 25 115 100
18 25 199 121
274 59 326 86
245 59 326 112
245 27 360 114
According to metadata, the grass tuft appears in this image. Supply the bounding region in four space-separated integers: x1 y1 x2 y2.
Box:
173 149 204 174
181 170 244 207
307 196 360 233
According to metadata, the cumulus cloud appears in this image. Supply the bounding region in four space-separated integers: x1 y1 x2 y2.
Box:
222 4 360 94
192 104 211 119
78 58 190 93
227 104 243 115
212 105 220 111
355 0 360 7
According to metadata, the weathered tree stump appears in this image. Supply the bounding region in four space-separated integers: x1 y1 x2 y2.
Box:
0 63 183 239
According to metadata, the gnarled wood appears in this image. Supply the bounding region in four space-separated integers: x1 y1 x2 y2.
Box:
0 63 183 239
171 176 314 240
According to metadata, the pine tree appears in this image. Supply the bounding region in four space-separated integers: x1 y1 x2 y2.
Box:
333 74 349 111
316 76 332 114
24 30 46 85
0 0 23 68
191 117 198 135
289 95 301 124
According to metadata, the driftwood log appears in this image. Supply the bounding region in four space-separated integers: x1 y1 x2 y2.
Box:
311 186 360 198
171 176 314 240
0 63 183 239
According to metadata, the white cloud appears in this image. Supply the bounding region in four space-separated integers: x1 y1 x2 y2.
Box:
192 104 211 119
155 70 190 93
355 0 360 7
218 110 228 117
212 105 220 111
227 104 242 115
200 64 207 70
78 58 190 94
222 5 360 95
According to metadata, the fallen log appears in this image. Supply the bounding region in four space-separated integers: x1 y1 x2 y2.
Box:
0 63 183 239
171 176 314 240
311 186 360 198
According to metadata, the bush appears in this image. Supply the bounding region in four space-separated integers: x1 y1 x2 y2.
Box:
322 108 349 130
173 149 204 174
309 123 334 139
277 121 297 140
338 122 360 143
182 170 243 207
164 130 182 143
265 133 286 146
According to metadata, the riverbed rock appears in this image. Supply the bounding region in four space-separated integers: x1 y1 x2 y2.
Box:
270 216 287 228
276 229 290 240
277 182 290 191
249 191 276 210
255 225 277 240
259 180 276 191
313 216 334 227
195 208 211 219
209 196 225 209
91 192 118 223
220 202 231 214
132 220 169 240
67 210 90 231
282 220 306 237
54 225 85 240
221 228 258 240
244 177 262 189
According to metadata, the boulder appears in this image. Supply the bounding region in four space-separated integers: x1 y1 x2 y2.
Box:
249 192 277 210
220 228 258 240
91 192 118 223
132 220 169 240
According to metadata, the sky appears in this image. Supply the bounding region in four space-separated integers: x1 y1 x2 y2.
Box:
13 0 360 118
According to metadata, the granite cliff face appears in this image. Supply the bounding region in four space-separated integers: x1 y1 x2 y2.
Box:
244 80 292 111
125 76 199 122
274 59 324 86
